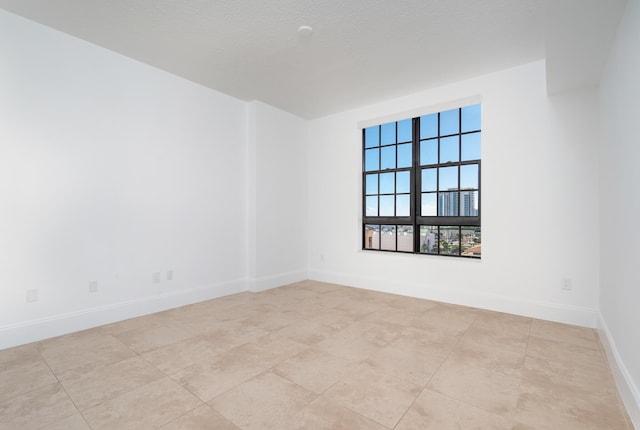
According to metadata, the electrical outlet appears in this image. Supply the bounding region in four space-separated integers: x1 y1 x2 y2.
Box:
89 281 98 293
152 272 161 284
561 278 573 291
26 289 38 303
166 270 173 281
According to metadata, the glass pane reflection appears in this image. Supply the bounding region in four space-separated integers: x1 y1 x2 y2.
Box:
438 191 459 216
365 126 379 148
420 140 437 165
461 227 481 257
364 225 380 249
421 193 437 216
381 122 396 145
460 164 478 189
381 146 396 170
461 132 481 161
380 195 394 216
365 174 378 195
397 225 413 252
365 196 378 216
396 171 410 193
396 194 410 216
439 226 460 255
459 190 478 216
397 143 412 168
440 109 459 135
380 225 396 251
419 226 438 254
398 119 412 143
438 166 458 191
420 114 438 139
461 104 481 133
422 168 437 192
365 148 379 171
380 172 395 194
440 136 459 163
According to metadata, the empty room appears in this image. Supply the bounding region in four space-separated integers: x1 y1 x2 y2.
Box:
0 0 638 429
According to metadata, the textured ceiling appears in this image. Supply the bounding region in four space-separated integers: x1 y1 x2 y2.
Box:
0 0 626 118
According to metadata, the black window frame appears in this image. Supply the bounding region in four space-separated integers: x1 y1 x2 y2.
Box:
362 104 481 258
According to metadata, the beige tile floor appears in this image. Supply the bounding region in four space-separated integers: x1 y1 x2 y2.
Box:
0 280 633 429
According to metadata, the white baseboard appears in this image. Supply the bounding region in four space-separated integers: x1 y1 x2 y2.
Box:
247 270 307 293
0 278 247 350
307 269 598 327
597 315 640 429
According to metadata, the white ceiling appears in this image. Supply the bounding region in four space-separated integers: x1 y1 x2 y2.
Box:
0 0 627 119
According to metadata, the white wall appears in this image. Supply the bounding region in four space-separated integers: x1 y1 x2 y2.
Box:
598 0 640 425
0 10 248 348
308 60 601 326
247 101 308 291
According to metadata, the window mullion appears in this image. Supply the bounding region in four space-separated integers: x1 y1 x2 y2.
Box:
413 117 420 253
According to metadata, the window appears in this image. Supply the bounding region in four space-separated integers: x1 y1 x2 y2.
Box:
362 104 481 258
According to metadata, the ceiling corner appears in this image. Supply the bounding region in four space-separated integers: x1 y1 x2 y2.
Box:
544 0 628 95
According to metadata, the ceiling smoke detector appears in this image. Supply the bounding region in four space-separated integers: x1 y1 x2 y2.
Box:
297 25 313 37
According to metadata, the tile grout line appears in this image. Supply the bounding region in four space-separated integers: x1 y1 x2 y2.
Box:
391 309 482 429
422 310 479 388
36 353 87 430
420 313 532 421
511 317 535 428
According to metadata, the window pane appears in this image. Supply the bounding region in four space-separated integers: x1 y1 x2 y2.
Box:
461 227 481 257
365 196 378 216
438 191 459 216
380 195 394 216
440 136 459 163
461 132 481 161
381 145 396 170
398 119 412 143
397 225 414 252
365 174 378 195
365 148 379 171
397 171 410 193
397 143 412 168
422 168 437 192
440 109 459 135
420 139 438 165
439 226 460 255
460 164 479 189
460 190 478 216
421 193 437 216
461 104 481 133
380 172 395 194
381 225 396 251
420 114 438 139
381 122 396 145
396 194 410 216
439 166 458 191
364 126 379 148
364 225 380 249
420 225 438 254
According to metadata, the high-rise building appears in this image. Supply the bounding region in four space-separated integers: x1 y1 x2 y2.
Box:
461 190 477 216
438 189 477 216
